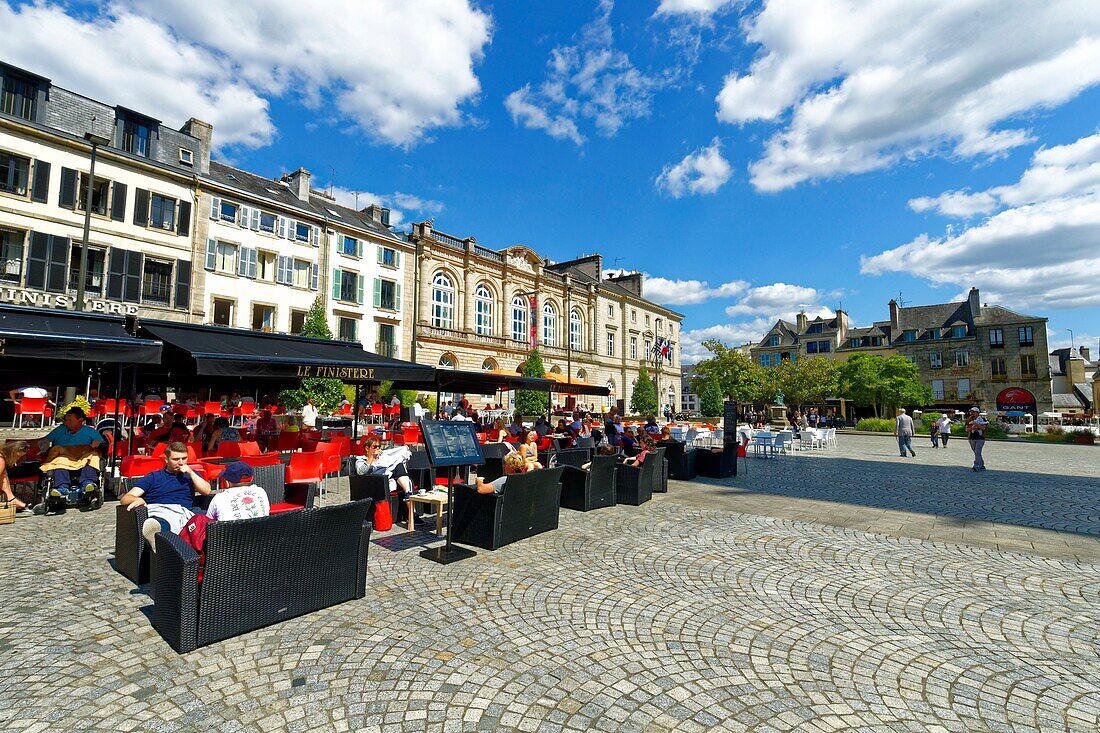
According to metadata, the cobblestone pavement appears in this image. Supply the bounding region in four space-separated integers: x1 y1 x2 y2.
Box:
1 435 1098 732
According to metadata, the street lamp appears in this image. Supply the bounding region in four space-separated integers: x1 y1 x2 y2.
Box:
76 131 111 311
1068 328 1075 350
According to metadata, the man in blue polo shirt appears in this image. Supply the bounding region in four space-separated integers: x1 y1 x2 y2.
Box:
120 441 212 552
41 407 102 502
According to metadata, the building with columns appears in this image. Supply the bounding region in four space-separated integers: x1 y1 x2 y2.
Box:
407 221 683 413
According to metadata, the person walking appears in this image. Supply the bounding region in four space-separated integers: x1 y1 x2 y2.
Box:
894 408 916 457
966 407 987 471
937 414 952 448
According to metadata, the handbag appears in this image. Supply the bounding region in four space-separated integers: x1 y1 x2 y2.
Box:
372 499 393 531
0 498 16 525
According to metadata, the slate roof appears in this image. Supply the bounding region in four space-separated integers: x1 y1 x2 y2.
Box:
1053 393 1084 409
974 304 1045 325
206 161 401 242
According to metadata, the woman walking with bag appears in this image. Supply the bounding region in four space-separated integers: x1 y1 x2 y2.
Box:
966 407 987 471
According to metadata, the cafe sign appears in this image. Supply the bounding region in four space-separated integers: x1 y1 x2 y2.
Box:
0 286 138 315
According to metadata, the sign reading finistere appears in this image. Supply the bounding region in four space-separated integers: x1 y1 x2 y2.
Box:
0 287 139 315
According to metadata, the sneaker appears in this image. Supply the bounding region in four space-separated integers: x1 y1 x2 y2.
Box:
142 518 161 552
82 482 97 494
50 487 66 498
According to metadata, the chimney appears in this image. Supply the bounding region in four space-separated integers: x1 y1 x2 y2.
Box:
889 299 899 330
835 309 850 340
796 311 808 332
1067 351 1086 385
411 220 433 241
179 118 212 175
968 287 981 318
606 271 643 297
1080 346 1091 362
362 203 391 227
282 167 311 202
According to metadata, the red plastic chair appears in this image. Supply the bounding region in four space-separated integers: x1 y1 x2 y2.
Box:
273 432 300 452
328 434 352 459
237 441 262 457
203 401 225 418
151 442 200 462
285 451 325 504
385 405 401 420
13 396 49 428
241 453 283 468
140 399 164 419
369 404 383 424
401 425 422 444
318 441 343 477
233 401 256 425
337 403 353 416
118 455 165 491
216 441 243 458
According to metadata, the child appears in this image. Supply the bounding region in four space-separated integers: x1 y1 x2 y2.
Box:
521 430 543 470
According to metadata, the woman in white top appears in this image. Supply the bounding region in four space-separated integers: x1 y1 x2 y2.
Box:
301 398 319 429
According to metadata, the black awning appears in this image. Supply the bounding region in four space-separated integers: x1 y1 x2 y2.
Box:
0 304 162 364
137 320 436 383
553 382 611 396
433 369 557 395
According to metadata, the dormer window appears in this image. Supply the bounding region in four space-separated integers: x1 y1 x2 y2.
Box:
122 118 151 157
1 72 38 122
929 329 940 340
902 330 917 342
807 323 823 334
951 325 967 339
179 148 194 166
768 335 780 347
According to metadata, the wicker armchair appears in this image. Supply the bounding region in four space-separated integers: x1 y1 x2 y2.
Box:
658 440 697 481
151 500 373 653
450 467 563 550
615 448 664 506
695 444 737 478
551 447 592 469
559 455 617 512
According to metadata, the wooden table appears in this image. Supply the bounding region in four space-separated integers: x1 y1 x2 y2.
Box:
407 489 449 535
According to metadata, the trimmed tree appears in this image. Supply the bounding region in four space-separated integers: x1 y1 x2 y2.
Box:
515 348 547 417
699 379 724 417
278 296 346 412
630 367 658 416
837 353 933 417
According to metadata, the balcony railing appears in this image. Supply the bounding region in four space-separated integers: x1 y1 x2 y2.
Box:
375 342 397 359
431 231 466 250
472 245 502 262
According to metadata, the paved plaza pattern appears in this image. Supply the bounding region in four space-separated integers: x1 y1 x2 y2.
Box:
1 434 1098 732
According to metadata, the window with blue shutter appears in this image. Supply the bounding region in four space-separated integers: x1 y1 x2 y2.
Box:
205 239 216 270
45 235 69 293
373 278 381 308
238 247 251 277
25 232 49 289
238 205 249 229
331 269 341 300
276 255 289 284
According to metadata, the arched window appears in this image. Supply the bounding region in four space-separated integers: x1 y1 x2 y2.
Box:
569 309 583 351
431 273 454 329
438 355 456 369
549 365 562 374
576 368 587 381
481 358 497 371
474 283 493 336
511 296 527 342
542 302 557 347
606 379 615 409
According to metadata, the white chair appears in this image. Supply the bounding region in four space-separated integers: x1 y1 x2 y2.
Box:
799 431 818 451
825 428 837 448
775 431 794 454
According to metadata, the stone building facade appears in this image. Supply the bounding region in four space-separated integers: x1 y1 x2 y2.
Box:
0 61 201 320
408 222 683 412
749 288 1053 413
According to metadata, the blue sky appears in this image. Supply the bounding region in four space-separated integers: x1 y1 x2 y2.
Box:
6 0 1099 361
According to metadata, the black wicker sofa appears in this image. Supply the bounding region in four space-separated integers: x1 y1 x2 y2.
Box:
450 467 564 550
150 499 373 653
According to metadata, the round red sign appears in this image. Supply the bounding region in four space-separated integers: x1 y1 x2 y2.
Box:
996 387 1036 411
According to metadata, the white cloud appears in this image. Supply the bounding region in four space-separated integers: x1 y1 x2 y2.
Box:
655 0 738 18
724 282 825 316
866 131 1100 310
643 276 747 305
655 138 733 197
714 0 1100 191
1048 331 1098 352
326 186 444 228
909 132 1100 216
0 0 491 150
504 0 657 144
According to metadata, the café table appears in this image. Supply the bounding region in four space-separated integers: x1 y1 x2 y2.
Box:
407 488 449 535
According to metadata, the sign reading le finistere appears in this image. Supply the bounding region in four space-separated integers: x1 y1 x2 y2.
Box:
0 287 139 316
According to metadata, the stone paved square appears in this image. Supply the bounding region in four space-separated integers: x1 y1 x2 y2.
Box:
1 434 1098 732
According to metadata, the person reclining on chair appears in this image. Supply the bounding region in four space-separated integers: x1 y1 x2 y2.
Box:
38 407 102 503
474 451 528 494
120 441 212 552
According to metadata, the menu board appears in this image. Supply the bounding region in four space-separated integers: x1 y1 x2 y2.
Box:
420 420 486 467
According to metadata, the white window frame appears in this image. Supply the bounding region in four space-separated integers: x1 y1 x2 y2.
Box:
511 296 527 342
431 272 455 329
955 351 969 368
569 309 582 351
542 302 557 347
606 332 615 357
475 284 494 336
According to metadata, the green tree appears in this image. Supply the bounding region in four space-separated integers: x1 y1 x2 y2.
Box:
630 367 658 416
774 357 839 408
692 340 774 404
837 353 933 417
699 380 724 417
515 348 547 416
278 296 346 412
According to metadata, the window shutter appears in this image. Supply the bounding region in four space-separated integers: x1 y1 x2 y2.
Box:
376 245 383 264
45 236 69 293
209 195 220 220
238 205 249 228
395 283 401 311
248 248 257 278
285 219 295 239
312 225 320 246
133 188 149 226
238 247 251 276
355 239 363 258
278 216 287 238
336 233 344 252
276 255 288 284
373 278 381 308
174 259 191 310
109 182 127 221
106 248 125 300
177 200 191 237
250 208 260 230
26 232 49 289
205 239 216 271
395 251 401 268
357 274 364 305
58 167 77 208
331 269 341 300
31 160 50 203
311 263 318 291
124 250 143 303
